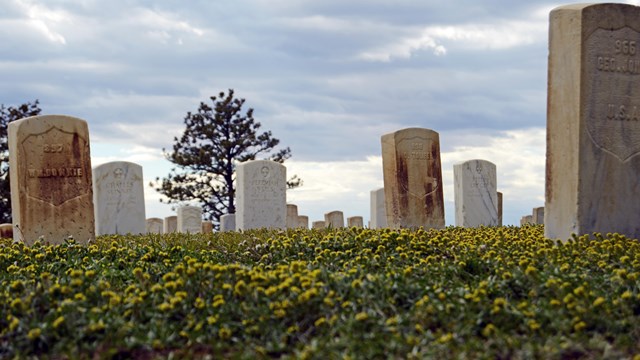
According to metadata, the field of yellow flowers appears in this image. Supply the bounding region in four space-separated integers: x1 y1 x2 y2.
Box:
1 225 640 359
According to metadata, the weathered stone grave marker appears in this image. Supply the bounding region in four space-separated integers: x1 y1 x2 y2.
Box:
93 161 145 235
146 218 163 234
324 211 344 228
546 3 640 240
381 128 445 229
9 115 95 245
236 160 286 230
286 204 299 228
163 216 177 233
347 216 363 228
177 205 202 233
202 221 213 233
453 159 499 227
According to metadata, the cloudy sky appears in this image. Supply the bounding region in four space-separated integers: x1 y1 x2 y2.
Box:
2 0 636 227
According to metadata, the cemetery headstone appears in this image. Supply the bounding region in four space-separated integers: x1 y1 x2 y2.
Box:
381 128 445 229
9 115 95 245
220 214 236 232
370 187 388 229
236 160 286 230
177 205 202 233
546 3 640 240
286 204 299 228
0 223 13 239
347 216 364 228
297 215 309 229
324 211 344 228
202 221 213 233
520 215 533 226
453 159 499 227
93 161 145 235
533 207 545 225
163 216 177 233
146 218 163 234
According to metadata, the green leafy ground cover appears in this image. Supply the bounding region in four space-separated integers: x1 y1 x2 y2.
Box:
1 225 640 359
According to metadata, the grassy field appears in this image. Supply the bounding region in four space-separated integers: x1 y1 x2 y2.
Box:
1 225 640 359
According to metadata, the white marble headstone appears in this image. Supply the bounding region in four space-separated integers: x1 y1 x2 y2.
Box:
163 216 177 233
146 218 163 234
220 214 236 232
177 205 202 233
93 161 146 235
370 188 387 229
453 159 498 227
236 160 286 230
286 204 299 228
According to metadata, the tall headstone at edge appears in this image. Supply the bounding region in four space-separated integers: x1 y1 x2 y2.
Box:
453 159 499 227
93 161 146 235
236 160 286 230
381 128 445 229
9 115 95 245
370 187 388 229
546 4 640 240
177 205 202 233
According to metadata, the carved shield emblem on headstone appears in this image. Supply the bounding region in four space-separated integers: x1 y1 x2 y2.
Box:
585 27 640 161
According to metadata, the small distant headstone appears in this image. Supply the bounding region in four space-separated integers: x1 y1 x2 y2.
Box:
236 160 286 230
286 204 299 228
0 223 13 239
220 214 236 232
370 188 388 229
347 216 363 228
497 192 503 226
532 207 544 225
520 215 533 226
453 159 499 227
177 205 202 233
312 221 325 229
93 161 145 235
324 211 344 228
381 128 445 229
546 3 640 240
202 221 213 233
163 216 177 233
146 218 163 234
9 115 95 245
297 215 309 229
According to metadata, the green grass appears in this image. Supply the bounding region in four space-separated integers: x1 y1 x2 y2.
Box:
1 225 640 359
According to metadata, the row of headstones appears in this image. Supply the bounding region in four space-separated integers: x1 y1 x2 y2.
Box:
10 3 640 243
520 207 544 226
144 207 210 234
